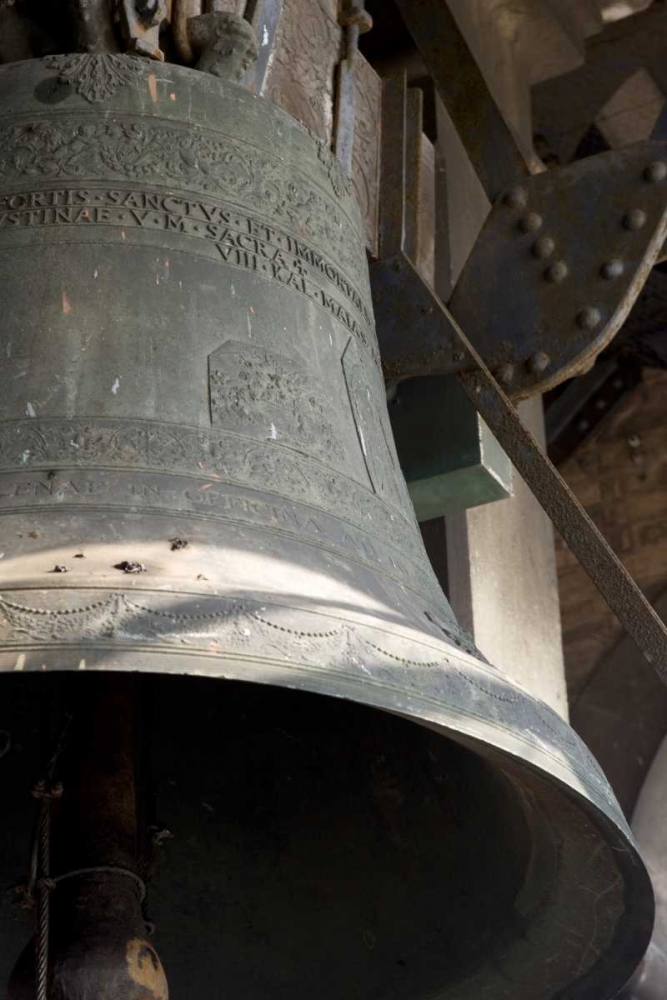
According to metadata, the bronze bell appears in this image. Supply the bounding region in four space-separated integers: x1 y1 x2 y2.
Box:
0 54 653 999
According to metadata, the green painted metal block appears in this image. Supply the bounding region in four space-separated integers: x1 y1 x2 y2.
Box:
389 374 512 521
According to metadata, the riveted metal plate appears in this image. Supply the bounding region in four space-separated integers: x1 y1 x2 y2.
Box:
450 141 667 400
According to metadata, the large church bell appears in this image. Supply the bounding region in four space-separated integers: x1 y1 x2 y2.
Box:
0 9 654 999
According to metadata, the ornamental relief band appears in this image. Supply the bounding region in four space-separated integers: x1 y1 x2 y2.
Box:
0 418 427 579
0 185 376 360
0 117 367 298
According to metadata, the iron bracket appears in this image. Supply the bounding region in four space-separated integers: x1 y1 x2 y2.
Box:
450 142 667 400
372 141 667 399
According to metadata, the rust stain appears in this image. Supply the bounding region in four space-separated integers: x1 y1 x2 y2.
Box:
126 939 168 1000
62 290 72 315
148 73 158 104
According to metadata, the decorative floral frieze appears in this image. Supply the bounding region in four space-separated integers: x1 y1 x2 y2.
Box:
45 53 144 104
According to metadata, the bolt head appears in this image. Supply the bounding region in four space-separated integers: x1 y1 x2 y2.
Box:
623 208 647 231
544 260 568 283
644 161 667 183
518 212 543 233
576 306 602 331
495 362 515 384
531 236 555 259
600 259 624 280
528 351 550 375
503 186 528 209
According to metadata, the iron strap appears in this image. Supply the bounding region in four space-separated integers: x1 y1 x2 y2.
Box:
447 312 667 677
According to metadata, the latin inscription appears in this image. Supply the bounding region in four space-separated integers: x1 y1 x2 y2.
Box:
0 187 376 358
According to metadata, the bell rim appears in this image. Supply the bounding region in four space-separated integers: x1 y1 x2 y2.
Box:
0 640 654 996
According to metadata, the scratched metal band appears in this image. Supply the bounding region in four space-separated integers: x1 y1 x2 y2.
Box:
0 184 374 355
0 418 438 602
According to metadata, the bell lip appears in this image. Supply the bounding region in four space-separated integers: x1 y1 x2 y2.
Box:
0 642 633 820
0 644 654 995
439 725 655 1000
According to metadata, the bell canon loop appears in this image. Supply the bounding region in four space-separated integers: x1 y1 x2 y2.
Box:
0 54 653 1000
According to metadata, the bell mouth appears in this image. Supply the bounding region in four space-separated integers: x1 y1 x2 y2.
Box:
2 672 653 1000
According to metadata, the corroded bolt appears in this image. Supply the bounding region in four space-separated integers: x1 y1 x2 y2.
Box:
518 212 543 233
503 186 528 210
528 351 550 375
531 236 555 259
600 259 624 280
544 260 568 283
644 161 667 183
576 306 602 331
495 362 515 385
623 208 647 231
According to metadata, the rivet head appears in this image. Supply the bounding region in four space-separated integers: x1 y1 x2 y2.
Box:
531 236 555 259
644 161 667 183
600 259 624 280
577 306 602 331
503 186 529 209
453 349 465 363
518 212 543 233
528 351 551 375
495 362 515 384
623 208 647 231
544 260 568 283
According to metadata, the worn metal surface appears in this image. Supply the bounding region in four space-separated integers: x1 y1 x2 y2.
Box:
450 141 667 399
371 250 464 379
0 54 653 999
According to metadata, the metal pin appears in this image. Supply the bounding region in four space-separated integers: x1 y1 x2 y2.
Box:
601 259 624 280
544 260 568 283
576 307 602 331
518 212 543 234
623 208 647 231
644 161 667 183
